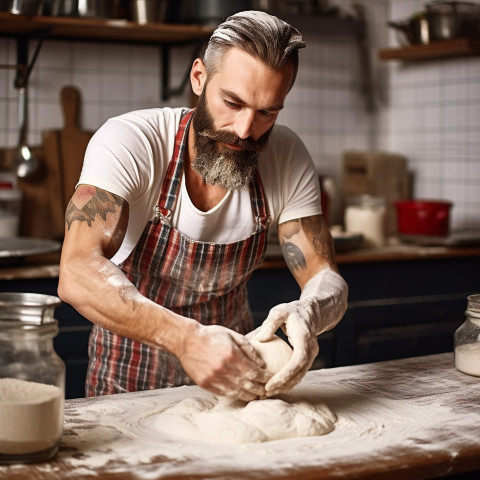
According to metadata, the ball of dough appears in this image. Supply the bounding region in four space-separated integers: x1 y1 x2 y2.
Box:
249 335 293 376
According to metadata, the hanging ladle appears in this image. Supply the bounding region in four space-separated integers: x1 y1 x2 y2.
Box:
14 86 39 178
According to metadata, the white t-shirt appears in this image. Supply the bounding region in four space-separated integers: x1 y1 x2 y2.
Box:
79 107 322 265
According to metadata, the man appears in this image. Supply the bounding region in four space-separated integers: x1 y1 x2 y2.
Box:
58 11 348 401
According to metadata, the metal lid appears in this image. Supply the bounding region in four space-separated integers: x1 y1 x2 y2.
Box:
0 292 61 326
466 294 480 320
347 195 386 208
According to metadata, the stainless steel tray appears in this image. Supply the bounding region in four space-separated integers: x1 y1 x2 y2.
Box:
0 236 61 266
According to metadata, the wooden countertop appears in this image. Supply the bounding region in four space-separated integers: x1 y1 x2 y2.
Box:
1 353 479 479
261 242 480 269
0 252 60 280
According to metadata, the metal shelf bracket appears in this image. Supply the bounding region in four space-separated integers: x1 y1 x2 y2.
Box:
14 28 50 89
160 41 205 101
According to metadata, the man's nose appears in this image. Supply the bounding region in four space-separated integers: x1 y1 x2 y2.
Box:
233 109 255 139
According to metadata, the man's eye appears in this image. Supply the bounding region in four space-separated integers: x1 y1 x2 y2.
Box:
260 110 274 117
225 100 239 108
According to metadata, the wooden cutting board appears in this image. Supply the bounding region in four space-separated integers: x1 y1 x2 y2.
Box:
59 86 93 209
43 85 93 239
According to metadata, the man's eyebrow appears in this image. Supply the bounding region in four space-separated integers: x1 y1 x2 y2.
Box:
220 89 284 112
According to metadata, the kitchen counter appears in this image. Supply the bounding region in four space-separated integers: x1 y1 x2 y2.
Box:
261 242 480 269
1 244 480 279
0 252 60 280
1 353 479 480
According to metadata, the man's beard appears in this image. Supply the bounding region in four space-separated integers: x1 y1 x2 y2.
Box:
191 91 273 190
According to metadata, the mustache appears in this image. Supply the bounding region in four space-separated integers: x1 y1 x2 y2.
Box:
197 129 264 154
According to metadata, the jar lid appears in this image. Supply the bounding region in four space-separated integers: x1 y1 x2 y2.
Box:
466 294 480 319
0 292 61 325
347 195 385 207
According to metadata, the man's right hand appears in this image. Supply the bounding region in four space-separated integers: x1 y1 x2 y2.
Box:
177 323 271 402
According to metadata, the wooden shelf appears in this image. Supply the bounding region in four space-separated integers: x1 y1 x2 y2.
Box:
379 37 480 61
0 11 214 45
0 11 372 103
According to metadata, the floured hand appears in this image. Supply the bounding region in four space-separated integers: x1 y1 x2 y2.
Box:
254 302 319 397
179 324 271 402
254 268 348 397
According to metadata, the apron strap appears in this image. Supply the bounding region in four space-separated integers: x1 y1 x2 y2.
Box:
249 170 271 229
156 109 195 220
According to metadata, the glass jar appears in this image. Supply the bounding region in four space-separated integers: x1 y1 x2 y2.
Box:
344 195 387 247
0 293 65 465
454 294 480 377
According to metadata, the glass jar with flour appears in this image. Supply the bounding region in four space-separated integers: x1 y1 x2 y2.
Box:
454 294 480 377
344 195 387 247
0 293 65 464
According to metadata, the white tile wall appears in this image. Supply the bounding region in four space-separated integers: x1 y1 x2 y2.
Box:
0 39 192 146
388 0 480 230
0 0 479 230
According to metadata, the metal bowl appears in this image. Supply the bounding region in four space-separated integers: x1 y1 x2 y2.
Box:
426 1 480 41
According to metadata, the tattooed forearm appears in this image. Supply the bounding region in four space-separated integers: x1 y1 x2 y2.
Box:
282 242 306 272
65 190 124 230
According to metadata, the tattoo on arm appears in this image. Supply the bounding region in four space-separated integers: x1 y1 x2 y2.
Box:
65 189 124 230
282 242 306 272
301 216 335 264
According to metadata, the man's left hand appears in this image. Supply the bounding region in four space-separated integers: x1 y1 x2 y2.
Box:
253 301 319 397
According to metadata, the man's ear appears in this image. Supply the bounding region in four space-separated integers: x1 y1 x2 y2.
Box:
190 58 207 96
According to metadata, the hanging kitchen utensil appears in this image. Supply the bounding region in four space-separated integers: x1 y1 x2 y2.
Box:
13 86 39 179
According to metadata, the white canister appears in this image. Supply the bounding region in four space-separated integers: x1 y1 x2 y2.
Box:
345 195 386 247
0 188 22 237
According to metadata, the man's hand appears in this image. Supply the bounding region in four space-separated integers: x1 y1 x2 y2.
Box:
179 324 271 402
254 301 319 397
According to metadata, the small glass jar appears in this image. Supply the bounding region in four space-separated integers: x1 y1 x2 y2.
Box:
0 293 65 465
454 294 480 377
344 195 387 247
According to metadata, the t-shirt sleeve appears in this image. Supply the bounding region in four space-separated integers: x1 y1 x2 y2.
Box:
266 126 322 226
79 118 148 202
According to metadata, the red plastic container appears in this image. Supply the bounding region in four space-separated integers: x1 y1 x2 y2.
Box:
394 200 452 236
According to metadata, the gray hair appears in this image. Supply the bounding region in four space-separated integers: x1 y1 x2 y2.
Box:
204 10 306 82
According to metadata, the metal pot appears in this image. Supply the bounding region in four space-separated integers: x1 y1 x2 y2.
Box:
129 0 166 24
426 1 480 41
45 0 126 17
169 0 251 26
388 15 429 45
8 0 43 15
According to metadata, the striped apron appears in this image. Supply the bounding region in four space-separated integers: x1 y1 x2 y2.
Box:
86 110 270 396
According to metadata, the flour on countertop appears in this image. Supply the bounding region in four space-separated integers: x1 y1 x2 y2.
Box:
1 353 480 480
